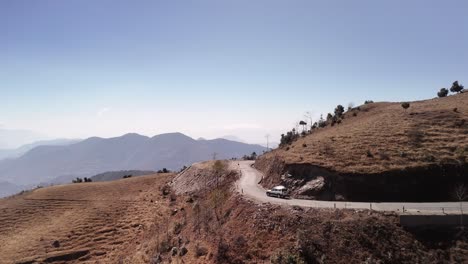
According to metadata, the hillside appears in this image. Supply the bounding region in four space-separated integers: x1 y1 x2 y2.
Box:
1 161 467 263
0 132 265 191
256 93 468 201
90 170 156 182
0 173 173 263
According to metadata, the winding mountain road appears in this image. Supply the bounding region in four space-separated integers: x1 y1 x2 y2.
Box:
235 161 468 214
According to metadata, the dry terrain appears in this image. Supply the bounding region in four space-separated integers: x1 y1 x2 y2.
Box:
1 161 468 263
256 93 468 201
260 93 467 174
0 173 173 264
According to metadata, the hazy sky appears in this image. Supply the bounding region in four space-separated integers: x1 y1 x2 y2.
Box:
1 0 467 145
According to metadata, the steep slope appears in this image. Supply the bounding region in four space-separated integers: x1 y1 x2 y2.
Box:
256 93 468 201
0 132 266 187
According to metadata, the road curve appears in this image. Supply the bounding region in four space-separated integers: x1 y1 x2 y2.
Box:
235 160 468 214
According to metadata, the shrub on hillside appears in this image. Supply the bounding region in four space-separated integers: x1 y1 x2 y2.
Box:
450 81 464 94
157 168 170 173
195 244 208 257
318 115 327 128
334 105 345 117
401 102 410 110
242 152 257 160
72 177 83 183
437 88 449 98
364 100 374 104
280 130 299 146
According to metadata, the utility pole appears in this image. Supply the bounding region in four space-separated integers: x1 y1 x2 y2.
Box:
265 134 270 150
212 152 217 160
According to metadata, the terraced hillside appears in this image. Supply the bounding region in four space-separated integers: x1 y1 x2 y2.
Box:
256 93 468 201
0 173 172 263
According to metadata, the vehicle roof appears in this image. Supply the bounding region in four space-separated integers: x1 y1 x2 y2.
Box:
273 185 287 190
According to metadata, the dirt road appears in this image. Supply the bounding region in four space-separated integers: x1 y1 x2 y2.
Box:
236 161 468 214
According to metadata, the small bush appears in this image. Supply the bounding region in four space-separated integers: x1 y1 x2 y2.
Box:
401 102 410 110
437 88 449 98
453 108 458 112
364 100 374 104
72 177 83 183
173 222 183 235
195 244 208 257
366 150 373 158
161 185 171 196
169 193 177 202
216 239 230 263
450 80 464 93
159 238 172 253
302 143 307 147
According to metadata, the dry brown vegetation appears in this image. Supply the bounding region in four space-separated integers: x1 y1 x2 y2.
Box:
155 161 468 263
260 93 468 174
0 173 174 263
1 161 468 263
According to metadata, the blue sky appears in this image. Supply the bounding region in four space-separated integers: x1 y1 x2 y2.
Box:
1 0 467 145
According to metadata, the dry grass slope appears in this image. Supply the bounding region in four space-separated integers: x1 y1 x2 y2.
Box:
261 93 468 174
0 173 173 264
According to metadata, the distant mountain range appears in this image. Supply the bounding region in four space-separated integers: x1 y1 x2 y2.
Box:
0 139 81 160
0 132 266 196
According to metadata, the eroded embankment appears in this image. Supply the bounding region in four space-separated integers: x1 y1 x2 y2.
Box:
255 156 468 202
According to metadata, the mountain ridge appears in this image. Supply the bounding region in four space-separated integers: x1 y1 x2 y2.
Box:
0 132 266 191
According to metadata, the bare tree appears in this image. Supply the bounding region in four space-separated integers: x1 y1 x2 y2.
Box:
453 184 467 229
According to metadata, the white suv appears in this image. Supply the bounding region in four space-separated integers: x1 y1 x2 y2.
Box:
266 185 289 198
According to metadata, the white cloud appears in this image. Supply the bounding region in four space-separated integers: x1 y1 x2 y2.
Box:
97 107 111 117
